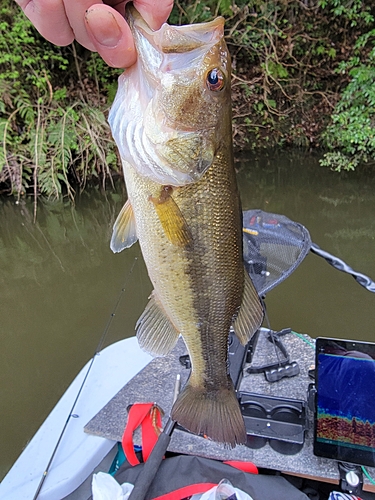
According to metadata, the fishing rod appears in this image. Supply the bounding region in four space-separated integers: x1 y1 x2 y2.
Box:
32 257 139 500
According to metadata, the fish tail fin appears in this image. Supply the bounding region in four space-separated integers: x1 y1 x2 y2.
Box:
171 379 246 447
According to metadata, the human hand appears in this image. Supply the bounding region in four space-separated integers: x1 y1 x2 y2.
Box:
14 0 174 68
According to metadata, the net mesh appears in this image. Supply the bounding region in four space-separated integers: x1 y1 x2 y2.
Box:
243 209 312 296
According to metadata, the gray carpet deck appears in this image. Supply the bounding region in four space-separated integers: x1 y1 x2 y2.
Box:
84 330 375 490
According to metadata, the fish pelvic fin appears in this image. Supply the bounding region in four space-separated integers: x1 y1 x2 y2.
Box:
136 292 180 356
171 379 246 447
233 269 264 345
110 200 138 253
149 186 192 247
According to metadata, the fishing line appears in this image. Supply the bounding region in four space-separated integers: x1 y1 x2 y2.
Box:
32 256 139 500
291 330 315 349
362 466 375 486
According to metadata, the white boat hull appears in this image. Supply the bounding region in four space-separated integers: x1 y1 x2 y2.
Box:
0 337 152 500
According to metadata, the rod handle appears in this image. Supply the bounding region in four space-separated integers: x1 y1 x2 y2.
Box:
127 419 175 500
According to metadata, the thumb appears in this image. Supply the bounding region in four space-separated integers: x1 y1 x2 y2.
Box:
85 5 136 68
133 0 174 31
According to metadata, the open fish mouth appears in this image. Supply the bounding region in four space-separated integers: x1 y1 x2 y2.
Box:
108 5 230 187
126 5 225 56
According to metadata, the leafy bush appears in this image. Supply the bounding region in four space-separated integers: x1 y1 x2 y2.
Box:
320 37 375 171
0 1 121 202
0 85 119 199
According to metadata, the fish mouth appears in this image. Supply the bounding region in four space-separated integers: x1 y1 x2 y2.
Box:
108 6 228 186
126 4 224 54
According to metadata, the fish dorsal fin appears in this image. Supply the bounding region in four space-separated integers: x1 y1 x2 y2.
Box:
110 200 138 253
149 186 192 247
136 292 180 356
233 269 264 345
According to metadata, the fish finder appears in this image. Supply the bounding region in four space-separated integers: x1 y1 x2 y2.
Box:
314 337 375 468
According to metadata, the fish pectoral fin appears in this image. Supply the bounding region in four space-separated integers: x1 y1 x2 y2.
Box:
233 269 264 345
136 292 180 356
149 187 192 247
110 200 138 253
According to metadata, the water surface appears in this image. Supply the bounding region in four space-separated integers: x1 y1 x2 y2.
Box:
237 152 375 340
1 151 374 480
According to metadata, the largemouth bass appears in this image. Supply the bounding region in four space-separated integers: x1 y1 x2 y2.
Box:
109 6 263 447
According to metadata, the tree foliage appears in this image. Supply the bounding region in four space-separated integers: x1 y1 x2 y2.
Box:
0 0 374 203
172 0 375 167
319 1 375 171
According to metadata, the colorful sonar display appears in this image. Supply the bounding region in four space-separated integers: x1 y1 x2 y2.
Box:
314 338 375 467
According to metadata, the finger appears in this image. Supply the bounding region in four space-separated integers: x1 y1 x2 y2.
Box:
14 0 74 46
85 5 136 68
63 0 99 51
133 0 174 30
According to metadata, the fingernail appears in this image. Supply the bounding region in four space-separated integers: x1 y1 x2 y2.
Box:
85 8 122 48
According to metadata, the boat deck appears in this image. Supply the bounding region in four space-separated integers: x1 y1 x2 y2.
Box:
85 330 375 493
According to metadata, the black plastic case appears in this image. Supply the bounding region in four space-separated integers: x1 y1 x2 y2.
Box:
238 392 307 455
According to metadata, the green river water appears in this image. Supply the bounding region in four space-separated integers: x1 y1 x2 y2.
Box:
1 151 375 480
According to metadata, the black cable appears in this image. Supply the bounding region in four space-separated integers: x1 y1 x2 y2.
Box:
311 243 375 293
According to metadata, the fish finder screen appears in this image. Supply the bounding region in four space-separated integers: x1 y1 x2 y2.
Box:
314 338 375 467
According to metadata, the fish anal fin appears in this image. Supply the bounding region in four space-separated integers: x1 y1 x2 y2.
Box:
136 292 180 356
233 269 264 345
171 378 246 447
149 186 192 247
110 200 138 253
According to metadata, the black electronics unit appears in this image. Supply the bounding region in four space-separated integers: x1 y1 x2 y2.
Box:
314 337 375 468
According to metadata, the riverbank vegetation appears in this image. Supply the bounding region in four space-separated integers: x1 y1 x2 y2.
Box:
0 0 374 200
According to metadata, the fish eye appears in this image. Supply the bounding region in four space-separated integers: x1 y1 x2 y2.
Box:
206 68 225 91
